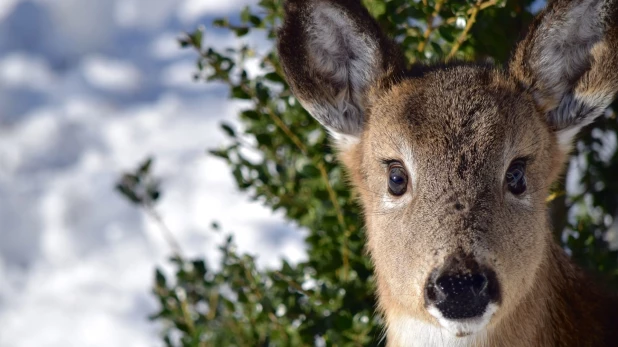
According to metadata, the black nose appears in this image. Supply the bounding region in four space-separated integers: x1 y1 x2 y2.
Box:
425 255 500 320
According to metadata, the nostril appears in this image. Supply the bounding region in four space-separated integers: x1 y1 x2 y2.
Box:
425 283 437 302
472 273 488 292
454 201 465 211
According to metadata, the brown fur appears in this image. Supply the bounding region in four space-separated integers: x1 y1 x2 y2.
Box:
278 0 618 345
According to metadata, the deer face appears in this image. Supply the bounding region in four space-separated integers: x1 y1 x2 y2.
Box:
278 0 618 339
357 67 558 336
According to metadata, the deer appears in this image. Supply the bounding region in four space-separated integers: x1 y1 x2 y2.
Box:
277 0 618 345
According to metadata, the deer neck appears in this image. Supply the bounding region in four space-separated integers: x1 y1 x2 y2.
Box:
485 238 617 346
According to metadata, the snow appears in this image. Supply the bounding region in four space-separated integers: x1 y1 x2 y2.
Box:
0 52 56 91
0 0 21 21
177 0 256 23
0 1 306 346
81 55 142 92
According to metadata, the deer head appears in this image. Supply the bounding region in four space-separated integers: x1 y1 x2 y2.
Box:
278 0 618 341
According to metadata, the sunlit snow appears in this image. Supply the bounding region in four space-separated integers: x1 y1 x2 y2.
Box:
0 1 306 346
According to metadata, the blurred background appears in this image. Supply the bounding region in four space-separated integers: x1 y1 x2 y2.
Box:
0 1 306 346
1 0 617 346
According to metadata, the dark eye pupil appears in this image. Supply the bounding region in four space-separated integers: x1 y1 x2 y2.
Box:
388 166 408 196
390 173 404 184
506 161 526 195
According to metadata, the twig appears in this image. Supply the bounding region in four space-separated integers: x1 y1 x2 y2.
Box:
418 0 446 53
207 291 219 320
243 266 289 342
141 198 200 342
316 161 350 276
444 0 499 25
273 271 313 297
263 106 310 156
447 0 484 60
178 292 197 336
143 200 185 259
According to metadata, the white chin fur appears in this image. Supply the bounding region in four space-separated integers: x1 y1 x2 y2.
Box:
427 303 498 337
389 304 497 347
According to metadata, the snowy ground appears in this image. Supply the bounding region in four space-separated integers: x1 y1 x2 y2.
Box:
0 1 306 346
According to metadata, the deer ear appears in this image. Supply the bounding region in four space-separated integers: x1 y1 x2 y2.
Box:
278 0 404 149
510 0 618 151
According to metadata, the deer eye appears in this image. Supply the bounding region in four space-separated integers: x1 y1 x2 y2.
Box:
388 163 408 196
506 159 527 195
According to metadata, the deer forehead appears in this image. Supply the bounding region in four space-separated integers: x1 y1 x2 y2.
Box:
363 67 544 171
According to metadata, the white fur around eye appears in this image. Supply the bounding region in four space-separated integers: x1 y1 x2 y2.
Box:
505 192 533 209
381 190 411 210
400 143 417 188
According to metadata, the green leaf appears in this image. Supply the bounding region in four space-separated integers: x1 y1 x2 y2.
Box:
234 27 250 37
241 110 260 120
438 26 456 43
115 184 142 205
255 82 269 103
431 41 443 56
240 6 251 23
188 28 204 49
264 72 284 83
178 36 191 48
231 86 251 99
155 269 167 288
139 157 154 175
221 123 236 138
249 15 263 27
364 1 386 17
213 18 229 27
209 149 230 160
256 134 272 147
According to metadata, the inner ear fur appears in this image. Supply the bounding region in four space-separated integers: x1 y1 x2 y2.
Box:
277 0 405 146
509 0 618 150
